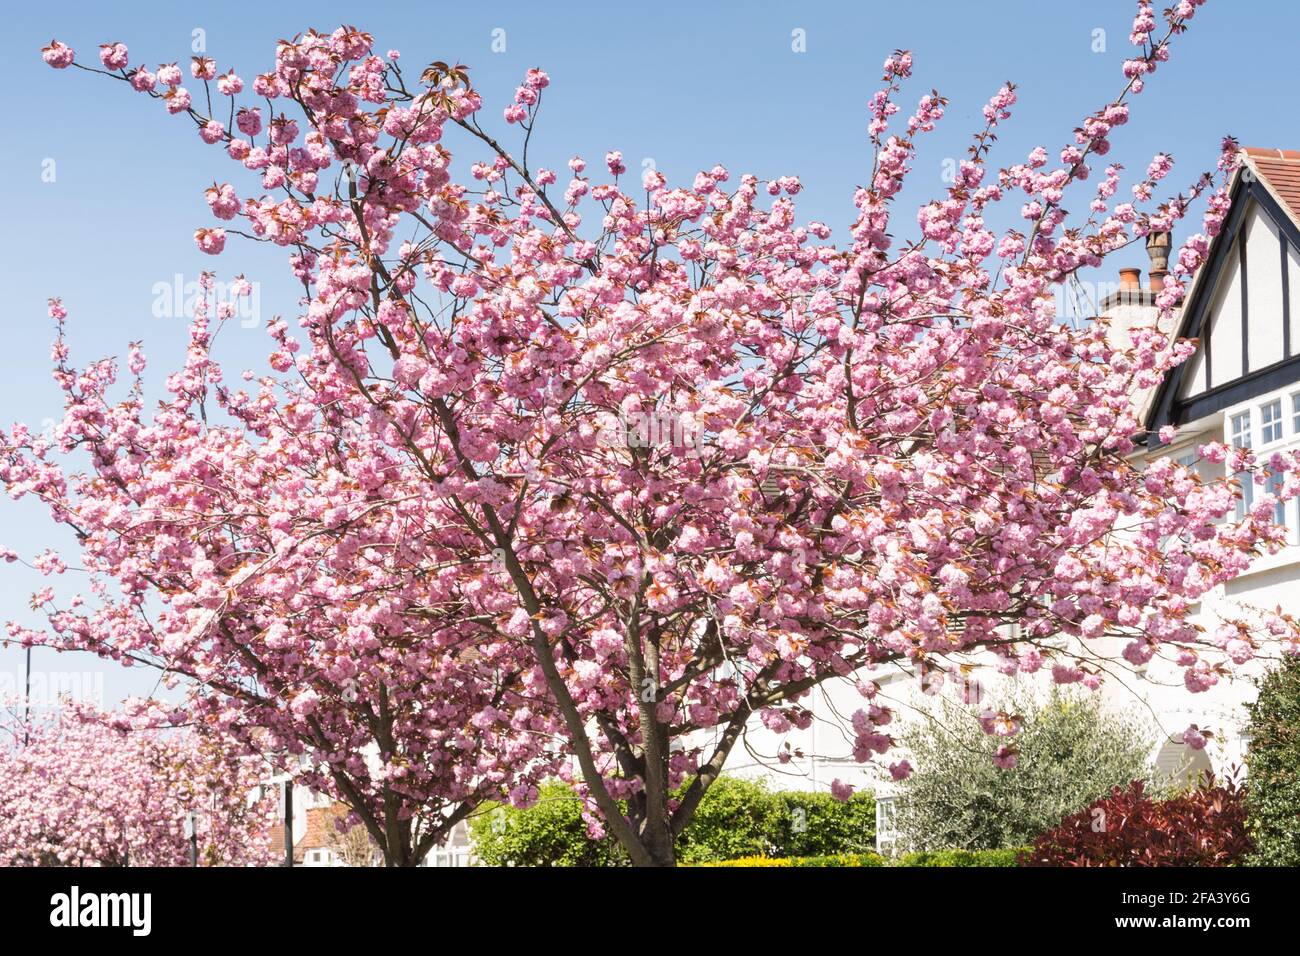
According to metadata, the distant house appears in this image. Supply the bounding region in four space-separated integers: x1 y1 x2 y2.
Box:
262 781 472 867
724 146 1300 850
267 795 357 866
422 820 473 868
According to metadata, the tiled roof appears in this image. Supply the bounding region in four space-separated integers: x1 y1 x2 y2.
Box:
1242 147 1300 227
268 822 286 860
297 804 350 859
268 803 351 863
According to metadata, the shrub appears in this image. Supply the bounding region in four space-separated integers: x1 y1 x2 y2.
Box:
676 776 875 863
696 850 1016 867
894 689 1154 850
789 853 887 867
468 782 626 867
774 789 878 858
696 853 886 867
471 776 875 866
894 848 1023 867
673 776 781 863
1245 656 1300 865
1022 779 1252 866
695 855 792 867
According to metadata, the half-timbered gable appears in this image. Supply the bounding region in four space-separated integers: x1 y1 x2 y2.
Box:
1148 148 1300 452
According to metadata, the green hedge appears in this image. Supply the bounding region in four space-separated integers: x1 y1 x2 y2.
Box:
697 853 885 867
792 853 887 867
697 848 1022 867
470 775 875 866
893 848 1024 867
1245 656 1300 865
677 776 876 863
469 782 626 867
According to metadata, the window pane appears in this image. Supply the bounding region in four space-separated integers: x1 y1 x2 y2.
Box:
1262 400 1283 444
1231 411 1252 448
1237 478 1255 521
1167 451 1202 547
1266 469 1286 526
1232 412 1253 520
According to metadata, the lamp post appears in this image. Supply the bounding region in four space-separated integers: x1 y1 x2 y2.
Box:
279 780 294 868
22 645 31 747
184 811 198 867
272 754 307 867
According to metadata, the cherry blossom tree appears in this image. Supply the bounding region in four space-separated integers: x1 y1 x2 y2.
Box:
0 699 276 866
11 0 1300 866
0 287 558 867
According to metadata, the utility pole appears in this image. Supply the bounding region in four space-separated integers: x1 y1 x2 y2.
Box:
281 780 294 867
184 811 198 867
22 645 31 747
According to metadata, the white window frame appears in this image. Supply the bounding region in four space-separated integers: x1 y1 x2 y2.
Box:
1229 410 1253 520
1261 398 1284 445
875 796 900 854
1230 410 1252 448
1224 388 1300 544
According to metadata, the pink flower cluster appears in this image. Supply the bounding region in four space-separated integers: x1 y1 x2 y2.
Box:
13 2 1297 865
0 700 276 866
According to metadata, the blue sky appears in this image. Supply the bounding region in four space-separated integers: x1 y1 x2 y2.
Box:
1 0 1295 706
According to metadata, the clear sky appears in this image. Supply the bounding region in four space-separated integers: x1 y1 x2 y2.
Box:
1 0 1295 707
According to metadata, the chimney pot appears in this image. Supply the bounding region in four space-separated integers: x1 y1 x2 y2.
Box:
1146 230 1172 274
1119 267 1141 290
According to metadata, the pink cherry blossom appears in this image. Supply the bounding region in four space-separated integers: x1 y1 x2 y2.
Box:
193 226 226 254
0 700 276 866
11 1 1293 867
98 42 129 71
993 745 1019 770
41 40 74 69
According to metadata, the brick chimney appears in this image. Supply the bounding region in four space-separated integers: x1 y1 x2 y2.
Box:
1101 230 1172 310
1100 230 1178 424
1145 230 1171 292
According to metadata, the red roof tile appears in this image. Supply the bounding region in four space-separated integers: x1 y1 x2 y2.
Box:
296 805 351 863
268 821 289 861
268 803 351 863
1242 147 1300 226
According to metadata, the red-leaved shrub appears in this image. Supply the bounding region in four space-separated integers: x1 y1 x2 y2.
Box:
1021 779 1252 866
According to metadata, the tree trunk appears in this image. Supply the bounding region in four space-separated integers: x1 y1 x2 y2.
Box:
639 824 677 867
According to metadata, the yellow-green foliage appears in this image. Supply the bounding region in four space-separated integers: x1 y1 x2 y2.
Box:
695 848 1022 867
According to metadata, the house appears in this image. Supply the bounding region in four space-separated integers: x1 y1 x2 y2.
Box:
262 779 472 866
260 781 365 866
1093 146 1300 784
725 147 1300 850
267 795 359 866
